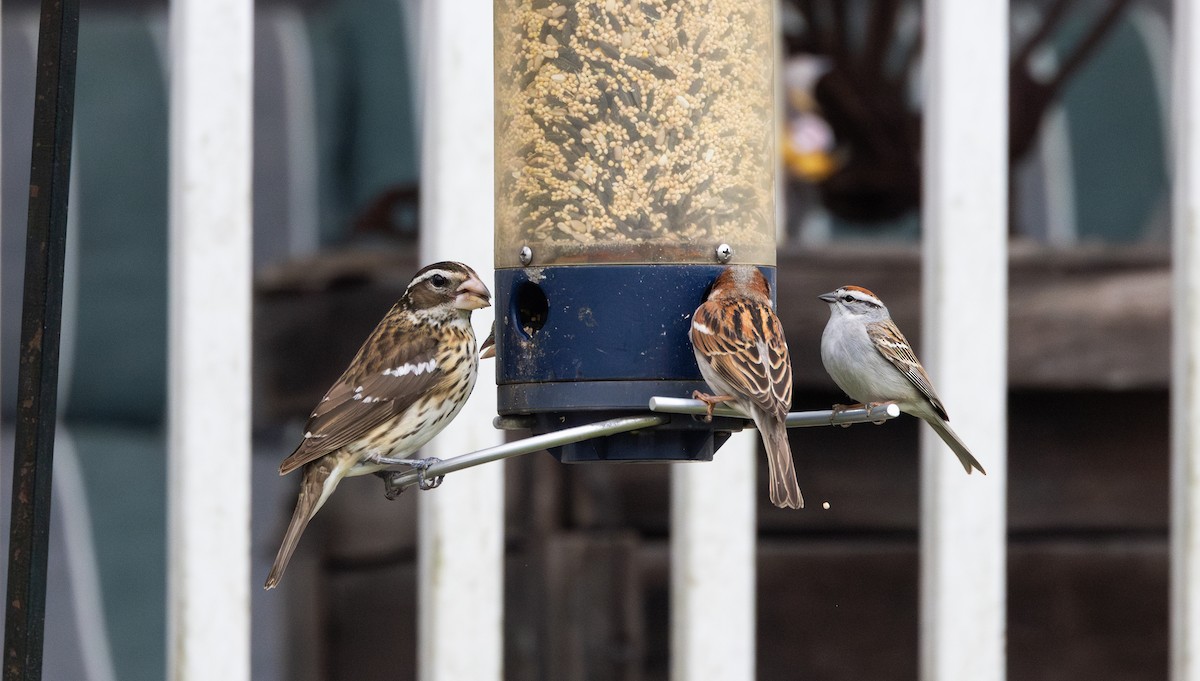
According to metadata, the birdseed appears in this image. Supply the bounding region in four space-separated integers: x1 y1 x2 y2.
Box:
495 0 776 266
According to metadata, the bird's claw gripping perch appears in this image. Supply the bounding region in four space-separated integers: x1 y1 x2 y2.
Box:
379 471 405 500
691 390 734 423
413 458 445 490
376 456 446 498
830 402 864 428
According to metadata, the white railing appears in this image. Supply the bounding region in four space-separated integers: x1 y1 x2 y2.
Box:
415 0 505 679
166 1 253 680
920 2 1008 680
1174 0 1200 679
671 434 756 681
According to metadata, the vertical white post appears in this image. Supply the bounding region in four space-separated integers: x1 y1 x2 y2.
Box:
920 2 1008 681
166 2 253 681
417 1 504 680
1174 0 1200 677
670 433 756 681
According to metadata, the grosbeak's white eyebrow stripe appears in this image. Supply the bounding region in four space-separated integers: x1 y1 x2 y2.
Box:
406 269 455 292
692 321 713 335
383 359 438 377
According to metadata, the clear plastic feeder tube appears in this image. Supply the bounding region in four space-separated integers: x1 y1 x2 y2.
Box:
495 0 776 267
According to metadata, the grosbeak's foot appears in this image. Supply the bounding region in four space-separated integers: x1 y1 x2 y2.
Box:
412 457 445 490
376 470 405 500
374 456 445 493
374 454 415 466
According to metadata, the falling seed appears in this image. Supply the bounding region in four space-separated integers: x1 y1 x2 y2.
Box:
822 501 831 510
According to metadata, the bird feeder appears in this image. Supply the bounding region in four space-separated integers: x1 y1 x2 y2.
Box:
493 0 776 461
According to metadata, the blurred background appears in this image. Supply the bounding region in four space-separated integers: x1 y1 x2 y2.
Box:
0 0 1171 679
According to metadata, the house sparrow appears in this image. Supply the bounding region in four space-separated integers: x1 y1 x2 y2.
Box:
818 285 985 475
265 262 491 589
691 266 804 509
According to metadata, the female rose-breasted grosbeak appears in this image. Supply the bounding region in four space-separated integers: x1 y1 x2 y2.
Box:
265 261 491 589
690 266 804 509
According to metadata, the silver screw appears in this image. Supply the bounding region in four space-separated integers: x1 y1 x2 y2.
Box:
519 246 533 266
715 243 733 263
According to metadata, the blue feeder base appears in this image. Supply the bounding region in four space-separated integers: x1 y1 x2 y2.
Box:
494 264 774 462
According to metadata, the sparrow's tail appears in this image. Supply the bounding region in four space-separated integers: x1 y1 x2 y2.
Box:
755 412 804 509
265 459 342 590
924 416 987 475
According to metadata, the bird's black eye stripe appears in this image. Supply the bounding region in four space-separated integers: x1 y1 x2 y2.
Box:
431 274 448 287
842 294 854 303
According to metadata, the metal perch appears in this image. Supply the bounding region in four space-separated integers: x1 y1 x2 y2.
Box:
379 399 901 497
647 397 900 427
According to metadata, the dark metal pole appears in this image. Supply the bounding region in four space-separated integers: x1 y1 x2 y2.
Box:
3 0 80 679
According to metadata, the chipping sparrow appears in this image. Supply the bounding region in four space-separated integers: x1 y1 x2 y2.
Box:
692 266 804 509
818 285 985 475
266 262 491 589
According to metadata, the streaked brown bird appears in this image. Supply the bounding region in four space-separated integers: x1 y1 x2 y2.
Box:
690 265 803 509
265 261 491 589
